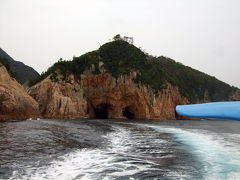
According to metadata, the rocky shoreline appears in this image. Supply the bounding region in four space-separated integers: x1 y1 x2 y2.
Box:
27 70 188 120
0 64 188 120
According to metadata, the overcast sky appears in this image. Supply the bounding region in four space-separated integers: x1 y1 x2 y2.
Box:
0 0 240 87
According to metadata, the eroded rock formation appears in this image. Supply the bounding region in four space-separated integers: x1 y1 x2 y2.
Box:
28 71 188 120
28 74 87 119
0 65 39 120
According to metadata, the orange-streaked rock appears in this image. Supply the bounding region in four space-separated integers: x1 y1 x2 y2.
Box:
0 65 39 120
28 74 87 119
28 71 188 120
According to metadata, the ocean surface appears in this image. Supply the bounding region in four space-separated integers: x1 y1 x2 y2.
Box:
0 119 240 180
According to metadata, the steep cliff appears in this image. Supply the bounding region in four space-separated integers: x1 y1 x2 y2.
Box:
0 64 39 120
28 74 87 119
28 71 188 120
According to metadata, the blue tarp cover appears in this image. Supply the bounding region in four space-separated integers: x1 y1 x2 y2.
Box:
176 101 240 121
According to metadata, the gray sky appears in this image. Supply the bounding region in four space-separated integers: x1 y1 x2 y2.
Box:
0 0 240 87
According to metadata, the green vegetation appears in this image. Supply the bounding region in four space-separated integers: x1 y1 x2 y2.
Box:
29 36 238 103
143 57 237 102
0 57 18 79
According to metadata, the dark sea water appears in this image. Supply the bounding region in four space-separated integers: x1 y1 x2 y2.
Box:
0 119 240 180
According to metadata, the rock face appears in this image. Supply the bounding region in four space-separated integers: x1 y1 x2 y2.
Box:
28 74 87 119
0 65 39 120
28 71 188 120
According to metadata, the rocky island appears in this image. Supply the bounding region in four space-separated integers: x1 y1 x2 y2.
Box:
1 35 240 120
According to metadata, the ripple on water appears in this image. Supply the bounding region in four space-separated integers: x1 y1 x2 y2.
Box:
148 125 240 180
1 119 240 180
8 124 186 179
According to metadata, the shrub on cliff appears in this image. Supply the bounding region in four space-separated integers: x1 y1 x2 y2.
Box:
29 37 238 103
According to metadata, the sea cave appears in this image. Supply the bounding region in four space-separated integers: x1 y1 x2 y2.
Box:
92 103 136 119
123 106 135 119
94 103 109 119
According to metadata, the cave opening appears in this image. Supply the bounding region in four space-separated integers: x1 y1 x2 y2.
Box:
123 106 135 119
94 103 109 119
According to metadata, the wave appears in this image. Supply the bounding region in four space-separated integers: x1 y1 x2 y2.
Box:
10 126 156 179
9 121 240 180
147 124 240 180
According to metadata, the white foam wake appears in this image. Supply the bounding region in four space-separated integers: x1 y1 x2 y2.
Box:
10 126 150 180
148 125 240 180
